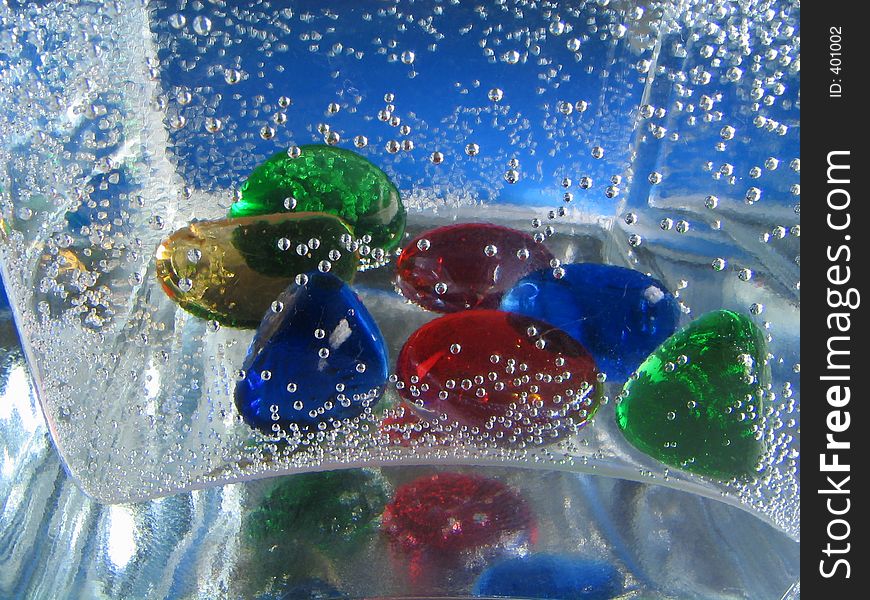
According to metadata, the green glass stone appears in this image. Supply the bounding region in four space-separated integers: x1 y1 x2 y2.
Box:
155 212 358 328
615 310 769 479
229 145 406 252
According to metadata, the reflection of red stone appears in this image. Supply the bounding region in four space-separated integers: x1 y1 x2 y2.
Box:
396 223 555 313
382 472 535 557
395 310 600 445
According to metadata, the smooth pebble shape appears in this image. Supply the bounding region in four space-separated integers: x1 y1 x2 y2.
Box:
501 263 679 380
615 310 769 479
155 213 357 328
229 145 406 251
396 223 555 313
234 272 388 436
395 310 600 445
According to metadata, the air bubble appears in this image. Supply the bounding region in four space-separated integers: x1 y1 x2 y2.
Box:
204 117 222 133
169 13 186 29
192 15 212 35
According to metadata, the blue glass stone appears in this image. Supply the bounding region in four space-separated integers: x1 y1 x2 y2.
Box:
235 272 388 436
500 264 679 381
473 554 624 600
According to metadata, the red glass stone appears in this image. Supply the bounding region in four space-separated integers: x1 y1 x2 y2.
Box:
381 472 534 556
395 223 555 313
395 310 600 445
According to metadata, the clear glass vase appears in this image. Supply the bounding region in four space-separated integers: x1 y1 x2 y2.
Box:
0 0 798 560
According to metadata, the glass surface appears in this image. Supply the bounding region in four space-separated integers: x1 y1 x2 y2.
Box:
0 0 798 553
1 294 799 599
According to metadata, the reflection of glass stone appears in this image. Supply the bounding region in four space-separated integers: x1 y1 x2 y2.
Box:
382 472 534 556
474 554 624 600
234 272 388 436
247 470 390 554
501 264 679 380
155 213 357 328
615 310 769 479
229 145 406 252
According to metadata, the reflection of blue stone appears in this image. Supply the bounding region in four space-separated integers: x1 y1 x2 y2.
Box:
235 272 388 436
501 264 679 381
256 578 347 600
474 554 624 600
0 274 9 312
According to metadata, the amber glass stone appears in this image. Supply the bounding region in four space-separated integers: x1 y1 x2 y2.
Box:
155 212 357 328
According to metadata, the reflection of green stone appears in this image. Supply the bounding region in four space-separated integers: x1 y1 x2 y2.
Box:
615 310 769 480
155 213 357 328
229 145 406 252
247 470 390 556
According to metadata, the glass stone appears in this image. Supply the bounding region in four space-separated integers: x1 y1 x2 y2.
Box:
615 310 770 479
228 145 406 252
234 272 388 437
474 554 625 600
155 213 357 328
395 223 555 313
381 472 534 556
395 310 600 445
500 263 679 380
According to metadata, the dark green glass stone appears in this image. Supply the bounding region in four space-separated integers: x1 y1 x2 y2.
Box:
229 145 406 252
615 310 769 479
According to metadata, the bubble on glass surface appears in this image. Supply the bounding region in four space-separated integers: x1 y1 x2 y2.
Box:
168 13 186 29
260 126 275 140
192 15 212 35
204 117 222 133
